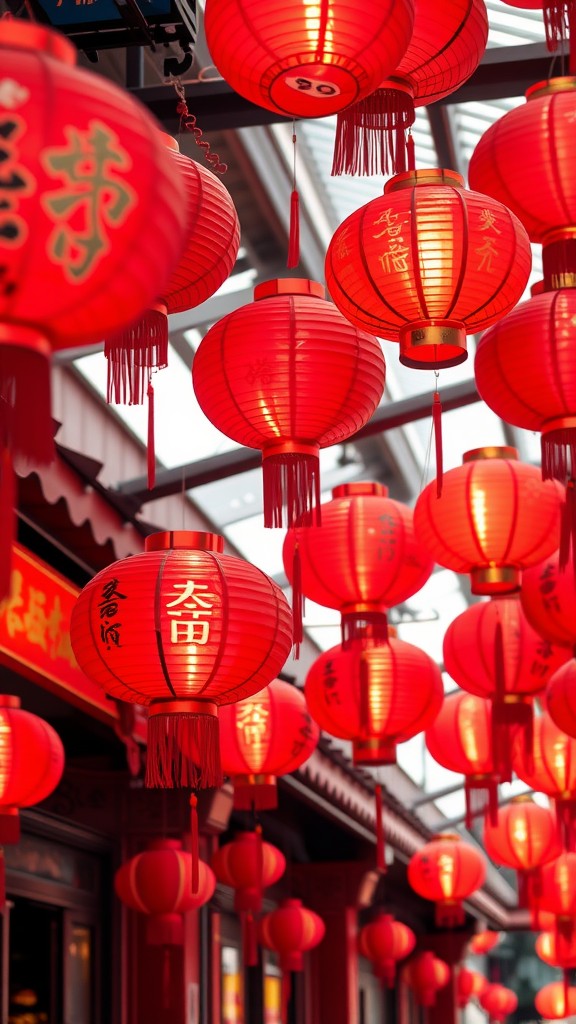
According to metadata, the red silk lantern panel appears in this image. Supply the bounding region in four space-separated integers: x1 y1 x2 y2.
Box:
521 551 576 648
404 952 450 1007
480 984 518 1023
535 982 576 1020
192 279 385 529
282 481 433 646
218 678 319 811
483 796 562 906
325 169 531 369
358 913 416 987
457 967 488 1009
469 930 502 956
426 692 502 825
332 0 488 176
204 0 414 119
114 839 215 945
407 833 487 927
537 930 576 968
305 630 443 766
106 134 240 405
469 78 576 289
414 447 562 596
71 531 292 790
512 713 576 850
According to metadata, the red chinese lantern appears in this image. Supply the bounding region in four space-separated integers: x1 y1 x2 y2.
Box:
282 481 433 647
325 169 532 370
357 913 416 987
70 530 293 791
332 0 488 176
480 984 518 1023
218 678 318 811
211 831 286 966
259 899 325 1022
414 447 562 596
512 713 576 849
469 930 502 956
404 952 450 1007
535 981 576 1019
468 78 576 289
192 279 385 529
0 695 64 907
407 833 487 927
425 692 502 825
521 551 576 649
536 930 576 968
483 796 562 906
204 0 414 119
457 967 488 1009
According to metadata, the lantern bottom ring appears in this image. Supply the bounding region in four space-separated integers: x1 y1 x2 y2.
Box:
470 565 519 596
399 323 467 369
353 737 396 765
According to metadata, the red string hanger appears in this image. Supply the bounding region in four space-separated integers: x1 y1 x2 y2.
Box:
332 0 488 176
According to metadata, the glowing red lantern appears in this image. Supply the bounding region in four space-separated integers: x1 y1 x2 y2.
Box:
105 135 240 406
521 551 576 648
218 678 319 811
304 628 443 766
470 930 502 955
414 447 562 596
457 967 488 1009
536 930 576 968
537 852 576 927
211 831 286 966
483 796 561 905
407 833 486 927
332 0 488 176
260 898 325 1020
192 279 385 529
480 984 518 1023
404 952 450 1007
535 982 576 1019
512 712 576 848
357 913 416 987
204 0 414 119
425 692 502 825
325 169 531 370
71 531 292 790
282 481 433 646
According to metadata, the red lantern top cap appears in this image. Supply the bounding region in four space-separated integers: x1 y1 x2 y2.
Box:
331 482 388 499
526 77 576 100
144 531 225 553
379 77 416 100
0 20 76 65
254 279 325 301
384 168 464 194
463 446 518 463
510 793 534 804
0 695 20 709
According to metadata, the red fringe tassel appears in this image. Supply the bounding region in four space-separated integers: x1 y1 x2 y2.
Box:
374 783 386 873
262 452 321 529
0 344 54 467
287 189 300 269
147 379 156 491
105 306 168 405
341 612 388 648
292 543 304 659
145 712 222 790
542 430 576 483
190 793 199 895
435 901 464 928
432 391 443 498
331 86 416 177
465 780 499 830
542 0 573 50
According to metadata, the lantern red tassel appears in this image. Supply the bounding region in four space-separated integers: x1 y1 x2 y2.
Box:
287 189 300 270
432 390 443 498
331 82 415 177
105 304 168 406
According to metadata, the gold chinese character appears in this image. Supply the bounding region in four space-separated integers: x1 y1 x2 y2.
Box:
479 209 501 234
475 237 499 272
236 701 269 744
24 588 48 651
373 207 405 239
2 569 25 638
170 619 210 645
378 241 410 274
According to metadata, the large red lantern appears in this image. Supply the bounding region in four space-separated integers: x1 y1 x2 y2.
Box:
204 0 414 119
469 930 502 956
521 551 576 648
407 833 487 927
192 279 385 529
404 952 450 1007
325 169 531 370
218 678 319 811
282 481 433 646
457 967 488 1009
414 447 562 596
535 982 576 1019
512 712 576 848
480 984 518 1023
70 530 292 791
260 898 325 1022
357 913 416 987
332 0 487 176
536 930 576 968
483 796 562 906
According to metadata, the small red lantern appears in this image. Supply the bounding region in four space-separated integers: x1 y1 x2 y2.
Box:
218 678 319 811
282 481 433 646
211 831 286 966
260 898 325 1022
192 279 385 529
457 967 488 1009
480 984 518 1023
325 169 531 370
71 531 292 791
521 551 576 648
357 913 416 987
535 981 576 1020
414 447 562 596
469 930 502 956
204 0 414 119
483 795 562 906
537 852 576 927
512 712 576 849
536 930 576 968
407 833 486 927
404 952 450 1007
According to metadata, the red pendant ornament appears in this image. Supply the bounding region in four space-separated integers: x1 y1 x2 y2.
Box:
469 930 502 955
457 967 488 1009
512 712 576 851
536 981 576 1019
479 984 518 1023
282 481 433 647
217 678 319 811
414 447 562 596
426 692 503 824
325 169 532 370
204 0 414 120
211 831 286 967
332 0 488 176
407 833 486 927
404 952 450 1007
357 913 416 987
192 279 385 529
70 530 292 791
0 695 64 908
259 899 325 1023
483 795 562 907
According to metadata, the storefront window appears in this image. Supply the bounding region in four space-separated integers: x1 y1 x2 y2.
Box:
221 945 243 1024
